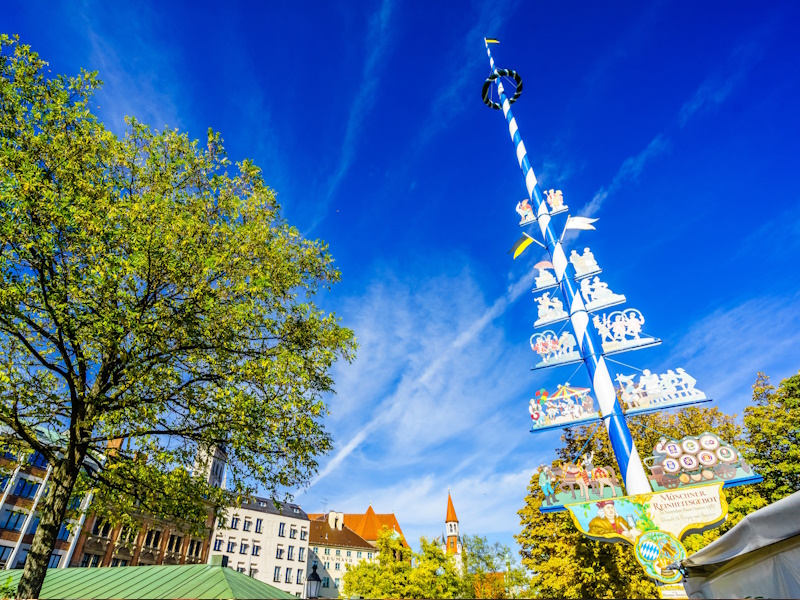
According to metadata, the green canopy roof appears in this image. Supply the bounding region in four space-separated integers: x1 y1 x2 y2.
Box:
2 565 297 599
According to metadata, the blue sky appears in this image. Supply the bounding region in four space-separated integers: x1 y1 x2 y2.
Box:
6 1 800 553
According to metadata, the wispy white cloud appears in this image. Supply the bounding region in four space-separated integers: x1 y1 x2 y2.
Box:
583 134 669 217
678 41 765 127
664 295 800 412
308 0 395 230
76 6 184 133
301 265 537 494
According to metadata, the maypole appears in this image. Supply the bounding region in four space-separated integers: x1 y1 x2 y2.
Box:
481 39 650 494
482 39 762 591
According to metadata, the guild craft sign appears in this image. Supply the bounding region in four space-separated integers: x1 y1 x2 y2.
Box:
528 385 601 432
535 451 623 512
645 433 759 492
565 482 728 583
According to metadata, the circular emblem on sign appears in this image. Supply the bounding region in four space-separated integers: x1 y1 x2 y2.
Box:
634 531 686 584
699 434 720 450
665 442 682 459
681 439 700 455
662 458 681 473
717 446 737 463
680 454 699 470
697 450 717 467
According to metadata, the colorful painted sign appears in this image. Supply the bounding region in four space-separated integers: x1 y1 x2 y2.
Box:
530 330 580 369
515 198 537 226
645 433 760 492
580 276 626 312
537 451 624 512
529 385 601 432
565 482 728 542
533 261 557 291
592 308 661 354
635 531 687 584
569 247 601 279
544 189 568 216
533 291 569 327
657 583 690 599
617 368 711 416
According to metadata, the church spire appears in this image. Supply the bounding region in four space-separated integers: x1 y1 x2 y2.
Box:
446 489 459 523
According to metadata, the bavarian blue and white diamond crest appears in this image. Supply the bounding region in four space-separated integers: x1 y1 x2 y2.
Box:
639 540 660 562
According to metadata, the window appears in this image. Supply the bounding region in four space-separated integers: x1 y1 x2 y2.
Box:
335 578 340 589
287 546 294 560
335 549 341 556
346 550 351 557
167 534 183 553
239 543 248 555
273 566 281 582
249 567 258 578
276 545 285 559
0 546 11 567
188 539 202 558
285 567 292 583
243 519 252 532
29 516 40 534
298 547 305 562
110 558 128 567
324 548 330 555
80 553 102 568
13 478 39 499
252 545 261 556
324 561 330 569
28 452 48 469
237 566 246 573
335 562 340 571
300 528 308 541
144 529 161 548
56 523 71 541
297 569 304 584
119 525 138 545
255 518 263 533
0 510 26 532
367 552 372 559
213 539 223 552
278 522 285 537
289 526 297 539
47 553 61 568
313 547 319 554
91 520 112 538
227 540 236 553
231 517 240 530
67 495 82 510
357 551 362 558
322 577 329 588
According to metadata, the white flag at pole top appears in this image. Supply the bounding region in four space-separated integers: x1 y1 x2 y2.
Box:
564 216 599 231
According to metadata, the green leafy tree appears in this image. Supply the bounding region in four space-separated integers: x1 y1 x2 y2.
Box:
342 528 461 599
743 372 800 504
460 534 530 598
0 35 354 598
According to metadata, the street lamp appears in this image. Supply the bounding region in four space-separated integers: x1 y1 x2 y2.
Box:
306 564 321 599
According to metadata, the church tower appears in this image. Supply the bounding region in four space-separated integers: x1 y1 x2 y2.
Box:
442 489 462 568
193 445 228 490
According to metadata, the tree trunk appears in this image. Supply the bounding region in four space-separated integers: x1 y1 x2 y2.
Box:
16 459 82 599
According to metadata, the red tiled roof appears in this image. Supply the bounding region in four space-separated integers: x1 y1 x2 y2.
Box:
446 492 458 523
307 508 409 547
308 520 374 550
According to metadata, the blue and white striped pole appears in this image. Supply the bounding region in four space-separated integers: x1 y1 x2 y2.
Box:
483 39 650 494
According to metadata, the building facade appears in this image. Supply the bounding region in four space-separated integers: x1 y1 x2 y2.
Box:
307 512 376 598
207 498 310 598
0 449 91 570
68 443 227 569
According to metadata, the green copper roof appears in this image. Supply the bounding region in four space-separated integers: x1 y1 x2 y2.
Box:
2 565 298 599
